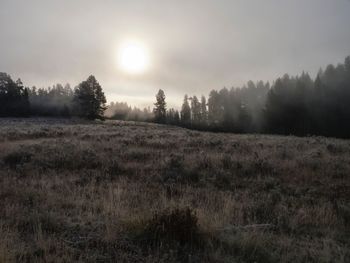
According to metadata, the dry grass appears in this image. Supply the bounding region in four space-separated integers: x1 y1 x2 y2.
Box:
0 118 349 262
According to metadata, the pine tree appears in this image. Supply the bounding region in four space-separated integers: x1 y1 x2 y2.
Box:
74 75 106 120
174 110 180 125
166 108 175 124
181 95 191 126
207 90 223 127
22 88 30 116
153 89 167 123
0 73 30 117
190 95 201 126
200 95 208 126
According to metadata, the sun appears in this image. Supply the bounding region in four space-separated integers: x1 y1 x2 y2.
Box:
117 41 150 74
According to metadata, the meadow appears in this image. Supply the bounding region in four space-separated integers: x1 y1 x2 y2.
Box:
0 118 349 262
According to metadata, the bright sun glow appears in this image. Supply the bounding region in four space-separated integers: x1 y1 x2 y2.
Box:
117 41 150 74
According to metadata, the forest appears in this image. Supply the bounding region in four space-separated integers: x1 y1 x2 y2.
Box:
1 56 350 138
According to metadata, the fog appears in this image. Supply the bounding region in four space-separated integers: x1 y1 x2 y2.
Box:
1 0 350 108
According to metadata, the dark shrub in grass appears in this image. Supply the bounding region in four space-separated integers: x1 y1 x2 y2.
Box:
142 207 201 249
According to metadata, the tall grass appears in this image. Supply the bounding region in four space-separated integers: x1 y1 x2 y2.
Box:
0 118 349 262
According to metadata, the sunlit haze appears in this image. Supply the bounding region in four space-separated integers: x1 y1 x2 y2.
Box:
1 1 350 260
1 0 350 108
117 40 150 74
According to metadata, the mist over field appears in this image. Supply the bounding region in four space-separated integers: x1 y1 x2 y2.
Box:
1 0 350 106
0 1 350 262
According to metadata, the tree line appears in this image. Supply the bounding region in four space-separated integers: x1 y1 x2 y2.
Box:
1 55 350 138
105 102 153 122
0 74 106 120
149 55 350 138
149 82 269 133
0 73 30 117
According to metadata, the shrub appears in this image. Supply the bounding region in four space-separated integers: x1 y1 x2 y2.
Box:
142 207 200 248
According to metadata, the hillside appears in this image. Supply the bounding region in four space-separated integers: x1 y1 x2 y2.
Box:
0 118 349 262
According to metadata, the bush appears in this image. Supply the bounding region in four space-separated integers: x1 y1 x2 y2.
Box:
142 207 200 248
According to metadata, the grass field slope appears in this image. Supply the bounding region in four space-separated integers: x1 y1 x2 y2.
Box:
0 118 349 262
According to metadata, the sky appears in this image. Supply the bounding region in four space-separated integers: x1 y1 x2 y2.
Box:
1 0 350 108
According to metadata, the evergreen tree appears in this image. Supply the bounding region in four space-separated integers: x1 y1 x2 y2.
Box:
153 89 167 123
15 79 30 116
166 108 180 125
166 108 175 124
221 88 239 131
181 94 191 126
207 90 223 127
22 88 30 116
238 103 252 132
0 73 30 117
174 110 180 125
74 75 106 120
190 95 201 126
200 95 208 126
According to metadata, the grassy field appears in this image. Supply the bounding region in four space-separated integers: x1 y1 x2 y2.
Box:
0 118 349 262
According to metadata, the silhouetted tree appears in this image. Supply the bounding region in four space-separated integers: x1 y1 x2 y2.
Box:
174 110 180 125
190 95 201 126
181 95 191 126
200 95 208 126
22 88 30 116
207 90 223 127
0 73 30 117
166 108 175 124
240 80 269 131
221 88 239 131
238 103 252 132
166 108 180 125
74 75 106 120
153 89 167 123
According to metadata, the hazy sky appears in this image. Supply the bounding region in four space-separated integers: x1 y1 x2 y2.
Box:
1 0 350 108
